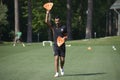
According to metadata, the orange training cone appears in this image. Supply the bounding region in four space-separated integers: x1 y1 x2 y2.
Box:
87 46 92 50
57 36 65 47
43 2 53 11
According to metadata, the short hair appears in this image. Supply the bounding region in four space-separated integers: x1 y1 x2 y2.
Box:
55 16 60 19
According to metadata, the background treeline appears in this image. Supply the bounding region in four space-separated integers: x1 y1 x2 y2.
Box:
0 0 116 42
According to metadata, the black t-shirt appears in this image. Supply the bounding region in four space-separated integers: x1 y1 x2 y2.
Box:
52 25 67 45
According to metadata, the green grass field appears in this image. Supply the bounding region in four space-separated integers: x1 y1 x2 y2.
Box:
0 36 120 80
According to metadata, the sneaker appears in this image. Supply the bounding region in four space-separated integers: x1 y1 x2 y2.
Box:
54 72 59 77
22 44 25 47
13 44 15 46
60 67 64 76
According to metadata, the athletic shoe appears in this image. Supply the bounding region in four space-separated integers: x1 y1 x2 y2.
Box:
22 44 25 47
13 44 15 46
60 67 64 76
54 72 59 77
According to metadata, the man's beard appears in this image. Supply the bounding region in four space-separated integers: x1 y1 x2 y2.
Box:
56 23 59 27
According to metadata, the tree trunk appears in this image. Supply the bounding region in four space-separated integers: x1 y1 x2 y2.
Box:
117 14 120 36
85 0 93 39
106 12 109 36
14 0 19 34
108 11 112 36
67 0 72 40
27 0 32 43
115 13 118 35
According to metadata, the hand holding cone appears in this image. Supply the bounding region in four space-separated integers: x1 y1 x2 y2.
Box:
57 36 65 47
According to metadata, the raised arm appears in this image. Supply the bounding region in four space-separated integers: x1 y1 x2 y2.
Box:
45 10 53 30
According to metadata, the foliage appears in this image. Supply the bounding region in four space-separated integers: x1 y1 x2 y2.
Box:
72 0 87 39
1 0 117 41
0 2 8 41
92 0 116 37
0 3 8 26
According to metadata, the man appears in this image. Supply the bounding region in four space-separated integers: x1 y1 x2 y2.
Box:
13 31 25 47
45 10 67 77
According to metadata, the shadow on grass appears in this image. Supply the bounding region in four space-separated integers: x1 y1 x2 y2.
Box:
64 72 106 77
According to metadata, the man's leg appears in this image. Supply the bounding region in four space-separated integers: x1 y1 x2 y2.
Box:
13 37 17 46
60 56 65 75
54 55 59 77
60 56 65 69
19 38 25 47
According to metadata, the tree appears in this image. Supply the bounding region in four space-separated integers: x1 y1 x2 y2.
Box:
67 0 72 40
1 0 116 41
14 0 19 34
0 1 8 41
27 0 32 43
85 0 93 39
0 1 8 25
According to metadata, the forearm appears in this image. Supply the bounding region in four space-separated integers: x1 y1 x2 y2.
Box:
63 35 68 41
45 11 49 23
45 11 53 30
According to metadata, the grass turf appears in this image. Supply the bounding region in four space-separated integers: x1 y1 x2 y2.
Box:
0 36 120 80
